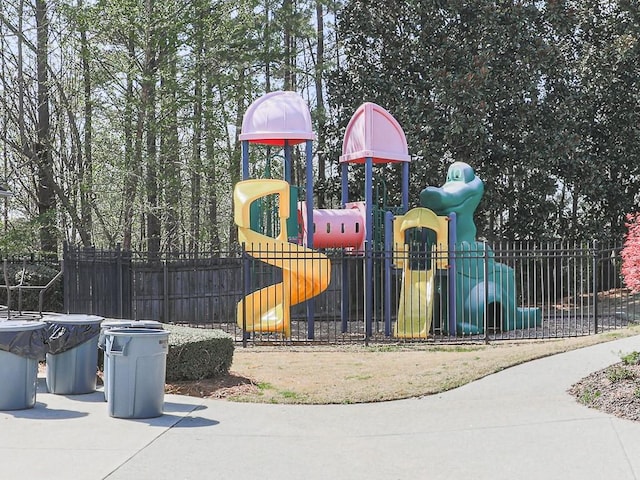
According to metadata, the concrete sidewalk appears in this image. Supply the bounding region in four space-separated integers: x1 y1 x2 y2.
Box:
2 335 640 480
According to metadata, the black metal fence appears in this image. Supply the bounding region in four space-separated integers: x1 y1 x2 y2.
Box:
63 241 640 344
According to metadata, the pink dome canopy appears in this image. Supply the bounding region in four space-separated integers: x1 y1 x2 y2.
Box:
339 103 410 164
239 91 315 146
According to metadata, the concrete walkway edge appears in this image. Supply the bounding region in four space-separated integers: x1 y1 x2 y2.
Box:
1 334 640 480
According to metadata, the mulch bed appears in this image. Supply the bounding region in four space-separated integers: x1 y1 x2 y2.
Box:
569 362 640 422
164 373 258 399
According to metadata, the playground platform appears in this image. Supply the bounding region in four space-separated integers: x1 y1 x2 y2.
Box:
1 334 640 479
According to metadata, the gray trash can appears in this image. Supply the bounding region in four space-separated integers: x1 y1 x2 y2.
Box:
44 314 104 395
105 328 170 419
0 320 47 410
99 319 163 400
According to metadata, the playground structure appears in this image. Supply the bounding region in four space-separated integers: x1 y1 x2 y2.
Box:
418 162 542 334
234 91 541 339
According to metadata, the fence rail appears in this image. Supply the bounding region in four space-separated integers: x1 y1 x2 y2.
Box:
63 242 640 344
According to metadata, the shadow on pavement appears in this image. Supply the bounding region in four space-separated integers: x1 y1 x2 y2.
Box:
3 402 89 420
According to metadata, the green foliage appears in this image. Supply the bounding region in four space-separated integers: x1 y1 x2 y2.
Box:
578 387 601 405
0 218 46 256
329 0 640 243
620 350 640 366
0 260 63 312
163 324 234 381
606 365 635 383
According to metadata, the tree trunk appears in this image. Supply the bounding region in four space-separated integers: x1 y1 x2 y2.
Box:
190 5 204 253
283 0 294 91
35 0 57 253
228 67 246 247
204 76 220 253
122 31 138 251
79 0 93 246
315 0 326 208
143 0 160 256
160 29 180 254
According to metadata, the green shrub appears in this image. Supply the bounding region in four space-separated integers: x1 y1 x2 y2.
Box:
620 351 640 366
606 365 635 383
163 324 234 381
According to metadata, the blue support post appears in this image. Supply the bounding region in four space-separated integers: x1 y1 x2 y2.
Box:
402 161 409 213
448 213 457 336
341 258 349 333
305 140 314 248
242 246 251 345
241 141 250 344
384 211 394 336
341 161 349 333
305 140 315 339
341 162 349 207
365 157 373 339
284 140 292 183
242 141 250 180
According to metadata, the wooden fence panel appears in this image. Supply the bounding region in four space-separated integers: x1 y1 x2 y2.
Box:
63 244 131 318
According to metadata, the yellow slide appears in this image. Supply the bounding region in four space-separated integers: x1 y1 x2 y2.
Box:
234 179 331 338
393 208 449 338
396 268 435 338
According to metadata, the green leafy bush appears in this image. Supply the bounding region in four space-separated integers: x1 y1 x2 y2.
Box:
606 365 635 383
620 351 640 366
163 324 234 381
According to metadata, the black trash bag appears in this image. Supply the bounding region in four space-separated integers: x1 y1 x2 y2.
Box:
46 322 101 355
0 327 48 360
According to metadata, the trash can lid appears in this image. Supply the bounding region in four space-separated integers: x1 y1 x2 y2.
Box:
105 327 169 338
101 319 163 329
101 319 137 328
0 320 46 332
132 320 163 329
42 314 104 325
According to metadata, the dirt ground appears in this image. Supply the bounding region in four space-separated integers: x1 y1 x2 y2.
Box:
569 358 640 422
165 325 640 412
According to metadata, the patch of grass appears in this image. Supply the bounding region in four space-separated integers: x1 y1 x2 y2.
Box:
365 344 487 353
279 390 302 400
607 366 635 383
429 345 486 353
634 387 640 400
578 388 602 405
603 331 625 339
226 324 640 405
366 344 404 352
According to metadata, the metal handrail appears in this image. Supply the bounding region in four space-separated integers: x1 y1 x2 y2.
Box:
1 259 63 317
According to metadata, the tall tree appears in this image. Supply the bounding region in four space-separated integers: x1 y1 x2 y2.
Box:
330 1 568 241
158 3 181 254
78 0 93 246
142 0 160 255
314 0 327 208
35 0 57 252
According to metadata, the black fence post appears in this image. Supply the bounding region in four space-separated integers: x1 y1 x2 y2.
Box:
163 260 169 323
242 243 249 348
592 240 599 334
483 242 489 343
63 242 69 313
116 243 123 318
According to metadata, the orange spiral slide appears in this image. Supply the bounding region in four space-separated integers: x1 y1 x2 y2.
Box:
234 179 331 338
